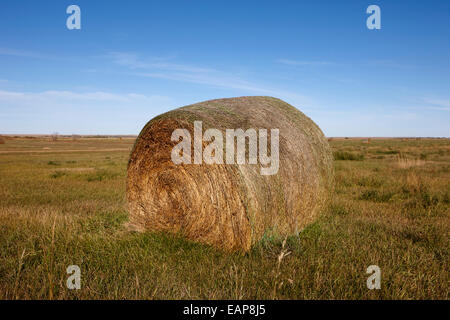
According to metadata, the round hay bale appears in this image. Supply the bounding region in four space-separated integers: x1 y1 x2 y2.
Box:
0 137 5 144
127 96 333 251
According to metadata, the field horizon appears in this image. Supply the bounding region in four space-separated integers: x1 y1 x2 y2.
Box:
2 134 450 138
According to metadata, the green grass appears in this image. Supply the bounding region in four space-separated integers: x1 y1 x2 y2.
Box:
0 137 448 299
333 151 364 161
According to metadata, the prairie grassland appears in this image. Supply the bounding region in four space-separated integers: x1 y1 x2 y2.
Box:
0 136 448 299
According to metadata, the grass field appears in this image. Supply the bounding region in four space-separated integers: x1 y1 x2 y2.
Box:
0 136 448 299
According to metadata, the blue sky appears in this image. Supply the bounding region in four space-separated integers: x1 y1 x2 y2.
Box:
0 0 449 136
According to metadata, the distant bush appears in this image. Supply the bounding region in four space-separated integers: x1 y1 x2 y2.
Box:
359 189 394 202
86 169 118 182
357 176 384 188
443 192 450 205
47 161 60 166
333 151 364 161
419 153 428 160
51 132 59 142
375 150 399 155
329 203 349 216
50 171 67 179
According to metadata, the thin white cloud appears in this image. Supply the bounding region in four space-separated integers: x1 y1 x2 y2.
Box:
134 71 314 107
276 59 334 66
423 98 450 110
108 52 214 73
429 107 450 111
0 48 317 111
134 71 268 92
0 48 49 59
0 47 81 63
277 58 414 69
366 59 415 69
0 89 173 134
107 52 315 107
0 89 170 105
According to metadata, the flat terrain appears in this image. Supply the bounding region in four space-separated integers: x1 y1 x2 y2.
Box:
0 136 448 299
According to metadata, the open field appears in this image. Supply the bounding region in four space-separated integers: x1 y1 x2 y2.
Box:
0 136 448 299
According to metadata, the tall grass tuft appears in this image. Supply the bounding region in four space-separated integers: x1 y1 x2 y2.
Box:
396 153 425 169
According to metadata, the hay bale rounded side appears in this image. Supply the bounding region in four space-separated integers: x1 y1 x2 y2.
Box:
127 96 333 251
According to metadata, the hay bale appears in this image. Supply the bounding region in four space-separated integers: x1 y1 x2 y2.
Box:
127 96 333 251
0 136 5 144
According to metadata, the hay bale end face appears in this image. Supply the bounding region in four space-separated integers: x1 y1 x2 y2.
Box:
127 96 333 251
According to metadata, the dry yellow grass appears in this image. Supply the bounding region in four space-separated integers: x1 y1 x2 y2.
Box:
0 135 448 299
396 153 426 169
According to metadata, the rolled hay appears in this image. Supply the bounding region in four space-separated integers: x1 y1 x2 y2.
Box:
127 96 333 251
0 137 5 144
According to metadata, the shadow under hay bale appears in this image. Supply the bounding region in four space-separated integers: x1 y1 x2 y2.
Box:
127 96 334 251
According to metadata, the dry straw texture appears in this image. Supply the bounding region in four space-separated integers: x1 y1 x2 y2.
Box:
127 96 334 251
